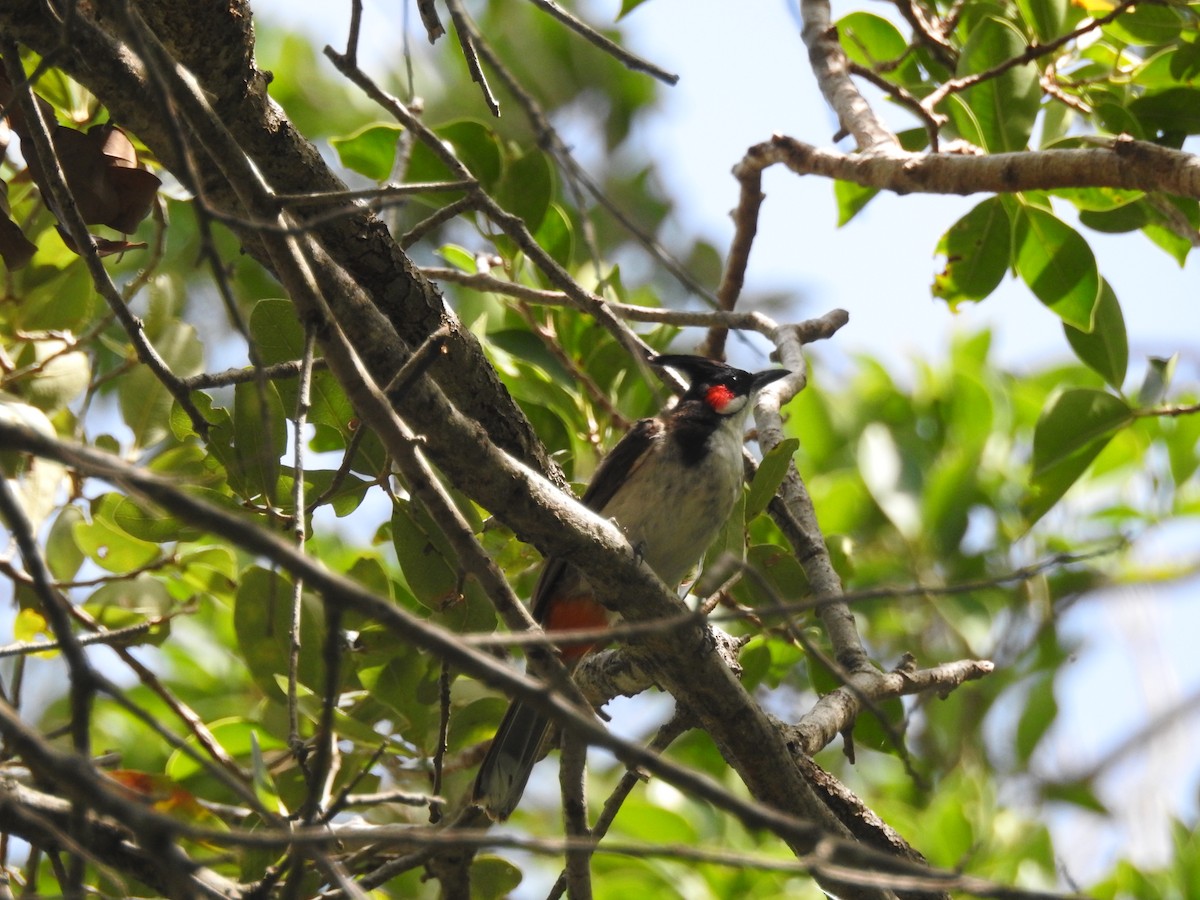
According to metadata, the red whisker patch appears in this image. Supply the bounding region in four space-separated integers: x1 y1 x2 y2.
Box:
705 384 735 412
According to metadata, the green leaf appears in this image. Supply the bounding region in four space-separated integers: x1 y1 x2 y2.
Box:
1143 220 1192 266
250 298 305 365
1063 279 1128 390
356 648 439 737
1079 201 1151 234
1022 389 1133 523
1103 3 1183 46
249 731 286 815
858 423 920 539
746 438 798 519
16 346 90 411
330 123 402 181
231 380 286 502
733 543 809 609
45 505 86 581
833 179 879 227
612 798 698 843
15 262 96 332
438 244 477 272
617 0 651 19
922 447 979 555
534 202 574 267
176 546 238 596
85 576 171 634
1017 0 1067 41
166 717 287 782
497 149 553 233
1042 779 1109 814
1012 206 1101 332
14 609 51 647
1022 440 1109 525
1165 409 1200 486
234 566 325 701
1015 673 1057 762
1129 88 1200 137
837 12 921 85
932 197 1010 304
104 492 202 543
702 490 746 575
471 856 523 900
854 695 907 754
1053 186 1144 213
119 319 204 450
1169 39 1200 82
250 300 357 439
75 496 162 573
391 502 460 609
438 120 503 189
950 17 1040 151
1031 389 1133 476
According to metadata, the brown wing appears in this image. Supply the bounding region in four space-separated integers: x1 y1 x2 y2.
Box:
531 417 663 622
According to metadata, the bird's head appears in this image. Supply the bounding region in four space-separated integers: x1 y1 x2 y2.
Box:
652 354 789 418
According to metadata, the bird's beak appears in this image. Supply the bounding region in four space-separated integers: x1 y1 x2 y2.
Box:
751 367 789 392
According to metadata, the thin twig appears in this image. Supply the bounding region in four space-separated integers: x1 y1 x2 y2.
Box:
416 0 445 42
344 0 364 66
546 710 692 900
698 161 763 360
182 357 328 389
444 0 501 116
461 23 719 306
0 620 154 659
559 728 593 900
522 0 678 84
288 330 316 756
921 0 1139 114
274 181 476 206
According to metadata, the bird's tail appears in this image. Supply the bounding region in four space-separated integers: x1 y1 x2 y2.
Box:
472 699 552 821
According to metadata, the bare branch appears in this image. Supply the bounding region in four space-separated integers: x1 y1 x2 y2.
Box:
921 0 1139 115
799 0 898 151
522 0 679 85
739 133 1200 200
444 0 501 116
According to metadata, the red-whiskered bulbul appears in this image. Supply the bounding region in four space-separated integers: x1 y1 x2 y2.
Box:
472 354 789 820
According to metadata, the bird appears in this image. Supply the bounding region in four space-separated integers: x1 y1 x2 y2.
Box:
471 353 790 821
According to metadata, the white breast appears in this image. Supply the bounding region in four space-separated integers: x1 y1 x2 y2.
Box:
598 421 745 588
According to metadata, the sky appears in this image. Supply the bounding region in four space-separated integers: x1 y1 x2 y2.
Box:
172 0 1200 887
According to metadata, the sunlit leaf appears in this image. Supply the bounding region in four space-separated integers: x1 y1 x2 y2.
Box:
834 179 879 227
233 566 325 700
1031 389 1132 475
1012 206 1101 332
231 380 286 503
932 197 1010 305
746 438 798 519
497 149 553 233
330 122 402 181
1063 279 1128 390
950 17 1040 151
1017 0 1068 41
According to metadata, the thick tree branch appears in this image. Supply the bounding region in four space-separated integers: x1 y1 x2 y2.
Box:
741 133 1200 201
800 0 898 151
0 421 909 899
1 0 560 482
